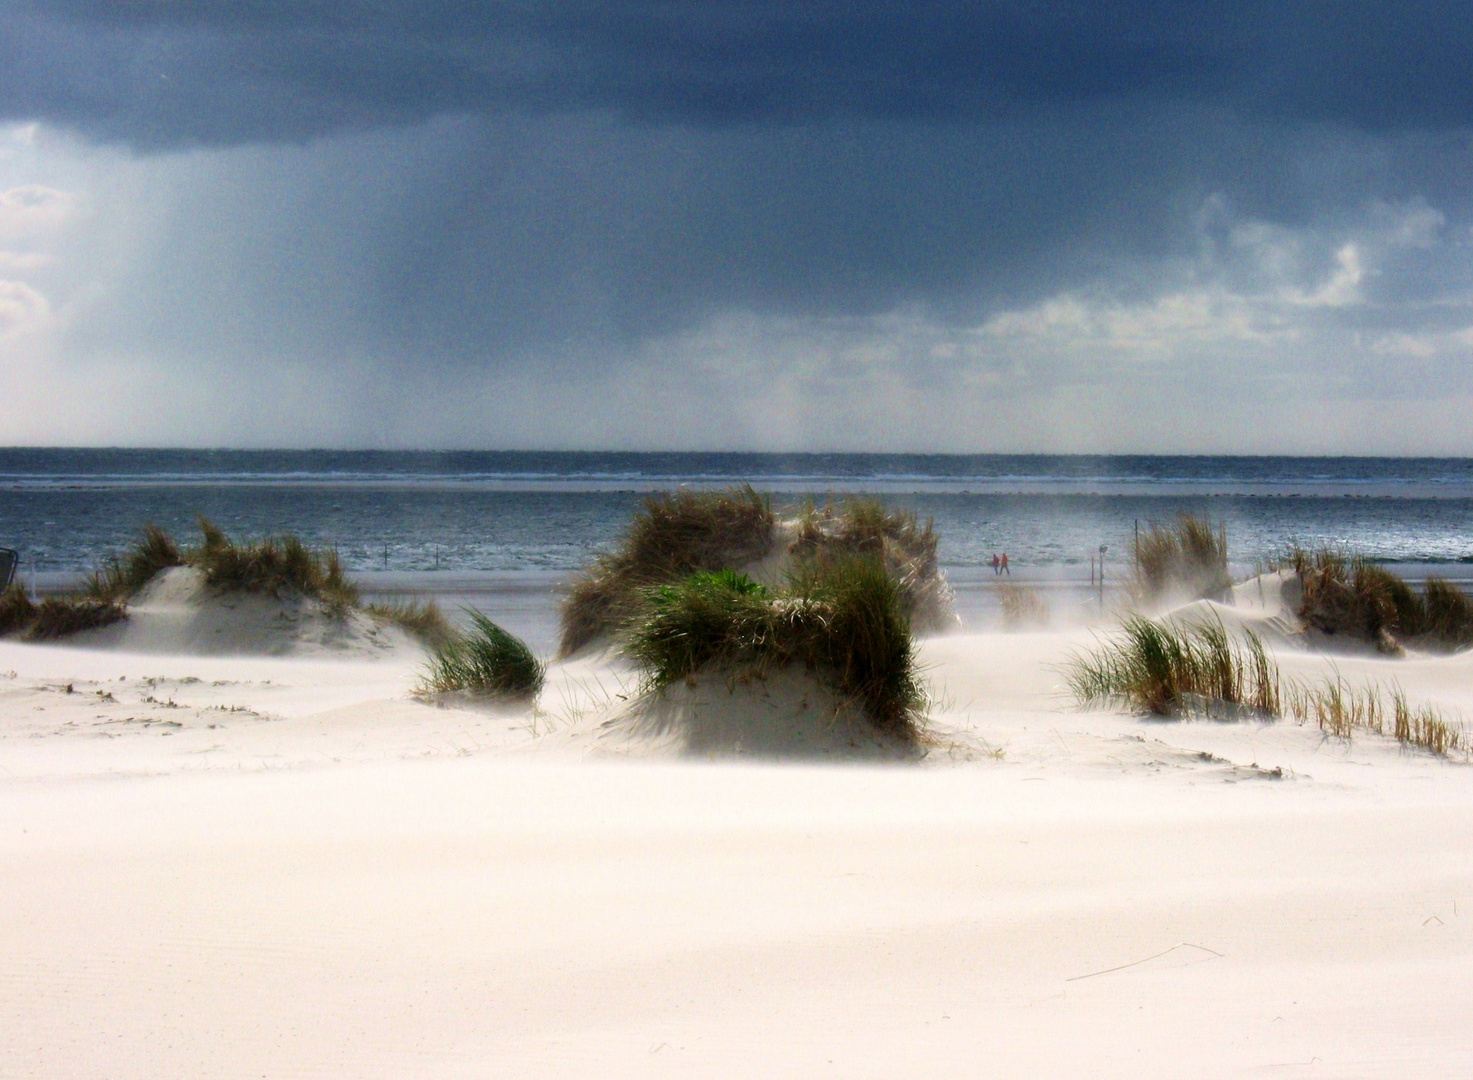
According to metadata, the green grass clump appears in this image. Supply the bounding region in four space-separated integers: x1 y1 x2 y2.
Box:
1131 513 1232 605
625 558 925 739
1291 547 1473 651
789 498 954 631
366 597 455 647
1066 615 1280 717
0 584 38 636
420 610 544 699
85 523 184 602
1072 614 1468 757
559 486 776 656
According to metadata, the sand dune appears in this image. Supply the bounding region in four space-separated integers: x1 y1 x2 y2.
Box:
3 575 1473 1076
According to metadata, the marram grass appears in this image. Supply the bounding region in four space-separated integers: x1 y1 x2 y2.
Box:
1131 513 1232 605
1 581 126 640
1291 546 1473 651
559 486 775 656
1069 614 1469 757
625 559 925 739
1066 615 1279 718
194 518 358 608
366 597 455 647
85 523 183 602
420 610 545 699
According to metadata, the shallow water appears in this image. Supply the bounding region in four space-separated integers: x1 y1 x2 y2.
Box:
5 450 1473 577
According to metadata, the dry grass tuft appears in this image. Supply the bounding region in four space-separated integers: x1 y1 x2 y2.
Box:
2 582 126 640
998 584 1050 629
193 517 359 608
1291 547 1473 652
558 486 776 656
1131 513 1232 606
625 558 926 740
0 584 38 636
26 597 126 640
419 610 544 699
788 498 954 631
1284 676 1469 757
367 597 455 647
85 523 184 602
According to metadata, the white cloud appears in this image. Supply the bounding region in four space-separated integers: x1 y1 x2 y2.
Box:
0 185 77 237
0 278 51 337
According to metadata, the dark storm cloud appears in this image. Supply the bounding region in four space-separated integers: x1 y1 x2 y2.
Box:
4 2 1473 147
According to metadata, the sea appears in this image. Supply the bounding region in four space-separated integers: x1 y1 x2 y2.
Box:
6 450 1473 648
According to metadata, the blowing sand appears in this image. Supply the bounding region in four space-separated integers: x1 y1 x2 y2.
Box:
3 575 1472 1077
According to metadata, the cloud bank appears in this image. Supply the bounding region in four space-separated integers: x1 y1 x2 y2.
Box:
3 2 1473 451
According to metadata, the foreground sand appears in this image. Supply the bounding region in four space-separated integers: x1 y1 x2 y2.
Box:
3 616 1473 1077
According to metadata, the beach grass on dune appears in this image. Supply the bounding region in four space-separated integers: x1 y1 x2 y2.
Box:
1070 613 1468 756
558 489 957 657
26 596 127 640
0 584 38 637
998 583 1049 629
2 581 127 641
365 597 455 647
1131 513 1232 605
1283 677 1469 757
194 518 359 608
625 558 925 739
1067 615 1279 717
419 610 544 699
85 523 184 603
1291 546 1473 651
559 486 777 656
788 497 954 631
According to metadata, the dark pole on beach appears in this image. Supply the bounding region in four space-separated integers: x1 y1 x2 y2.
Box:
1098 544 1108 611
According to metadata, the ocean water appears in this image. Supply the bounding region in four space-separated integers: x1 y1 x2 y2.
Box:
4 449 1473 577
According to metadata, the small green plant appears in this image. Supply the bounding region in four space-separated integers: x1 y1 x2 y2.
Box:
420 610 545 698
1131 513 1232 605
625 558 925 739
85 523 184 602
559 486 776 656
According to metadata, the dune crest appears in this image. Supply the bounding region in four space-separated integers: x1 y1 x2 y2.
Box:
69 566 417 658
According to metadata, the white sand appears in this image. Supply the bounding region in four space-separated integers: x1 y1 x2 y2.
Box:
3 576 1473 1077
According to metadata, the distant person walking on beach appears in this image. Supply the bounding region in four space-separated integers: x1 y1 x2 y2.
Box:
1000 553 1010 576
991 553 1000 575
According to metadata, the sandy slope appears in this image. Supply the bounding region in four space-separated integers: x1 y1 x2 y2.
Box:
3 575 1473 1077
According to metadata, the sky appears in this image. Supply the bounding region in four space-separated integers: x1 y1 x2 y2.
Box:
4 2 1473 453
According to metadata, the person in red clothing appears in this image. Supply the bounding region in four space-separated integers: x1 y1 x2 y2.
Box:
1000 552 1010 576
991 553 1000 575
